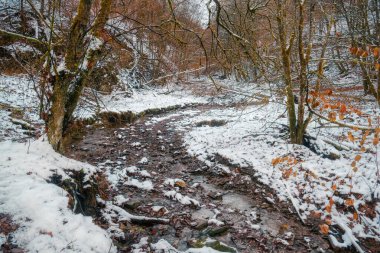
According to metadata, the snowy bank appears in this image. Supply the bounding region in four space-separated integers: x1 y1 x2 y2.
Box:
177 102 380 246
0 139 116 252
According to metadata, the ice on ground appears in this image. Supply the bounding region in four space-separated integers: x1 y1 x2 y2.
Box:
0 138 115 253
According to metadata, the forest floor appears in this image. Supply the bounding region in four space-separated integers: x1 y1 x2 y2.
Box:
67 102 332 252
1 75 379 252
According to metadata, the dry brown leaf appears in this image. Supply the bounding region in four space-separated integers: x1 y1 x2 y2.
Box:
345 198 355 206
175 180 186 188
320 224 329 235
348 132 355 142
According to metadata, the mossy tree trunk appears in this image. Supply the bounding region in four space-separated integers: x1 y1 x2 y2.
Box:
46 0 112 152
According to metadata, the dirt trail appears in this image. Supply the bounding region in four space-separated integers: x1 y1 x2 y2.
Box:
67 104 332 253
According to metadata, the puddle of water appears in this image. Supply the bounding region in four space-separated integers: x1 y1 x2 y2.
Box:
222 193 252 212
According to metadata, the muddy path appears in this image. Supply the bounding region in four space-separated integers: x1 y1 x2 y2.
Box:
67 104 332 253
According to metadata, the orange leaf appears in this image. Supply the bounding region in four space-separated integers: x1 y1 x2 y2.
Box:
312 101 320 109
339 104 347 114
326 205 332 213
345 198 354 206
328 112 337 122
374 137 379 146
350 47 358 55
331 184 337 191
374 47 380 58
354 155 361 162
329 197 334 206
175 180 186 188
376 63 380 71
353 212 359 221
356 48 364 57
272 157 281 166
320 224 330 235
348 132 355 142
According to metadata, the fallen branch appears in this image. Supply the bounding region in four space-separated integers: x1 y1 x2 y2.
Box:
320 137 351 151
209 75 270 101
10 118 35 131
329 215 365 253
282 181 305 225
309 108 374 131
142 66 208 87
104 201 169 226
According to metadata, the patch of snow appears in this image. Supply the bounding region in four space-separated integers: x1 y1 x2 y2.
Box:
138 157 148 164
164 190 200 206
75 87 208 120
175 100 380 241
0 139 115 252
125 178 153 191
113 195 129 206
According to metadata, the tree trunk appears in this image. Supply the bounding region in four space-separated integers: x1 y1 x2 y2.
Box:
47 79 68 151
276 0 297 143
46 0 112 152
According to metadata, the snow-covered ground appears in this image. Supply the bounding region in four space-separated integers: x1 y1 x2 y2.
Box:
1 72 379 251
172 100 380 249
75 85 209 120
0 139 116 252
0 74 42 141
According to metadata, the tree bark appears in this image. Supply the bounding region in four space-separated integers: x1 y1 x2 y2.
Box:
276 0 297 143
46 0 112 151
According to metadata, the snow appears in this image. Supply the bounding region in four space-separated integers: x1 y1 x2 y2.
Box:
125 178 153 191
74 86 208 120
138 156 149 164
0 139 116 252
0 75 42 141
113 195 129 206
164 190 200 206
146 239 229 253
164 178 186 187
3 42 37 53
208 218 224 226
174 97 380 243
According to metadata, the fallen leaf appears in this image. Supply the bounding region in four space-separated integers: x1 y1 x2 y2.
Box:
175 180 186 188
320 224 329 235
345 198 354 207
354 155 361 162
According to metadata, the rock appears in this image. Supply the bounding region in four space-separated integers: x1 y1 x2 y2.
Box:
124 199 142 210
188 238 236 253
205 226 230 237
194 220 209 230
